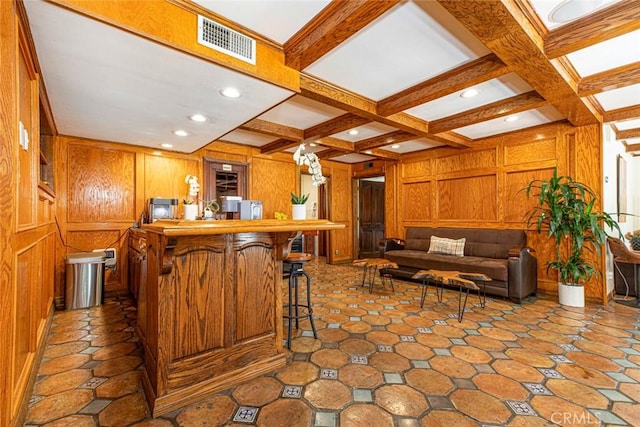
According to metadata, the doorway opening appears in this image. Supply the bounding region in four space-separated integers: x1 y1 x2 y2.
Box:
357 177 385 259
300 173 330 257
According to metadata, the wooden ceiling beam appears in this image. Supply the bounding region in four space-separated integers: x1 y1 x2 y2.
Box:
437 0 599 127
617 127 640 140
314 137 355 152
315 149 348 160
240 118 303 140
300 74 471 148
355 131 416 152
578 62 640 96
625 143 640 153
544 0 640 59
429 91 547 134
303 114 371 141
260 138 300 155
365 148 400 160
377 53 510 116
604 104 640 122
284 0 400 71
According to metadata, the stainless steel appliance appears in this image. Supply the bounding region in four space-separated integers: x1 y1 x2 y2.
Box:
220 196 242 219
240 200 262 220
148 198 178 222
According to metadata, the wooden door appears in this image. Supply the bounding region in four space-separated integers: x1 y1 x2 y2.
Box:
358 180 385 258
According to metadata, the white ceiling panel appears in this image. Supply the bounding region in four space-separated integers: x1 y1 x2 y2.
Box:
594 83 640 111
305 1 490 100
380 139 442 154
331 122 397 142
615 119 640 131
25 0 293 153
528 0 621 30
567 30 640 77
258 95 345 128
329 153 376 164
406 73 533 121
456 106 564 139
191 0 330 44
219 129 276 147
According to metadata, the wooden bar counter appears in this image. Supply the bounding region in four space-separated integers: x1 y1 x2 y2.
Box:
139 219 344 416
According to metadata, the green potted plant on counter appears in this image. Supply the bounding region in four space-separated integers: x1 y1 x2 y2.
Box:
291 192 309 220
523 168 621 307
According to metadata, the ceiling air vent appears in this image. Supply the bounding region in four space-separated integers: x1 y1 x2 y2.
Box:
197 15 256 65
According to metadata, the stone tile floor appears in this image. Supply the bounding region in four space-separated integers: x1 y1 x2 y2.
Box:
25 258 640 426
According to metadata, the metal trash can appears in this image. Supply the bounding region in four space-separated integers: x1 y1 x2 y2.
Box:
65 252 106 310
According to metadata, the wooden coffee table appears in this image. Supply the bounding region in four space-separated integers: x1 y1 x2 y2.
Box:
412 270 491 321
353 258 398 293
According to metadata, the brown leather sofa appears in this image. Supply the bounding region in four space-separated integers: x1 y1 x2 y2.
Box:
382 227 537 302
608 236 640 299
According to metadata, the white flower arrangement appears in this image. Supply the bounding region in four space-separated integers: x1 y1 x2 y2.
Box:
293 143 326 186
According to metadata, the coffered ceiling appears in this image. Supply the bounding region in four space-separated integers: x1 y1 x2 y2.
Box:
24 0 640 162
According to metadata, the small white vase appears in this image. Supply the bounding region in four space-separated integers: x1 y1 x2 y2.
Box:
558 282 584 307
183 204 198 220
292 204 306 220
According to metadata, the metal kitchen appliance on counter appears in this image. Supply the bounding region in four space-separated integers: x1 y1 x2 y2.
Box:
148 198 178 222
239 200 262 220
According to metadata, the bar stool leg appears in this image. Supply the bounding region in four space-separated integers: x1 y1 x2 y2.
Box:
300 269 317 339
287 272 294 349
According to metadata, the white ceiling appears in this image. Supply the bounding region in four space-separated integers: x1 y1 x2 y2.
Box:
23 0 640 162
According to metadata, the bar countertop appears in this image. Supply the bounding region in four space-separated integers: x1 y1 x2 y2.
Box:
142 219 345 236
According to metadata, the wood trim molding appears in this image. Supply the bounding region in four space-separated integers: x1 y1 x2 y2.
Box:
239 119 303 141
616 127 640 140
303 113 371 141
604 104 640 122
578 62 640 97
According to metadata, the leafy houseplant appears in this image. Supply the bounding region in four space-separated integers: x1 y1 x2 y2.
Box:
523 168 620 304
291 192 309 205
625 230 640 251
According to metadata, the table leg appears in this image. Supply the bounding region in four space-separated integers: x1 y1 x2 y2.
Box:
477 280 487 308
420 279 428 308
457 287 471 322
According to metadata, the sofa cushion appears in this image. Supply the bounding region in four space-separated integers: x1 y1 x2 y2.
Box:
385 250 509 282
428 236 465 257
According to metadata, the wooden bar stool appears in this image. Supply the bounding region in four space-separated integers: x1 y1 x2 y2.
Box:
283 252 317 349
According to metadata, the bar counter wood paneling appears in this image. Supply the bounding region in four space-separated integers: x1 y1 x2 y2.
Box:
140 219 344 417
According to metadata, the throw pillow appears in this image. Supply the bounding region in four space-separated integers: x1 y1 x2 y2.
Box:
428 236 465 257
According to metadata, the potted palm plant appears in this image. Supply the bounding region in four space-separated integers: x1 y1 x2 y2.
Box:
523 168 621 307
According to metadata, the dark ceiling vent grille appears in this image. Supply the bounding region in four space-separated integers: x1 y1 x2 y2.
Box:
197 16 256 64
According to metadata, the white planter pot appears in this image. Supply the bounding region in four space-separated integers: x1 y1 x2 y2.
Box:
292 204 306 220
183 204 198 220
558 282 584 307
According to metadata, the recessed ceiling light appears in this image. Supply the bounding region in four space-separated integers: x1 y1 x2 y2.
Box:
460 89 479 98
161 143 173 148
309 143 317 147
220 87 241 98
549 0 604 23
505 115 519 122
364 150 372 154
189 114 207 122
173 130 189 137
348 129 359 136
391 144 400 149
152 151 162 156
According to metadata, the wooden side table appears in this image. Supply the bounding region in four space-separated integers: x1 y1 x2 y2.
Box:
353 258 398 293
412 270 491 321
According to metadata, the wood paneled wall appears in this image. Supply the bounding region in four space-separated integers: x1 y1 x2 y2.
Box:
1 4 57 424
388 122 606 302
53 139 354 305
